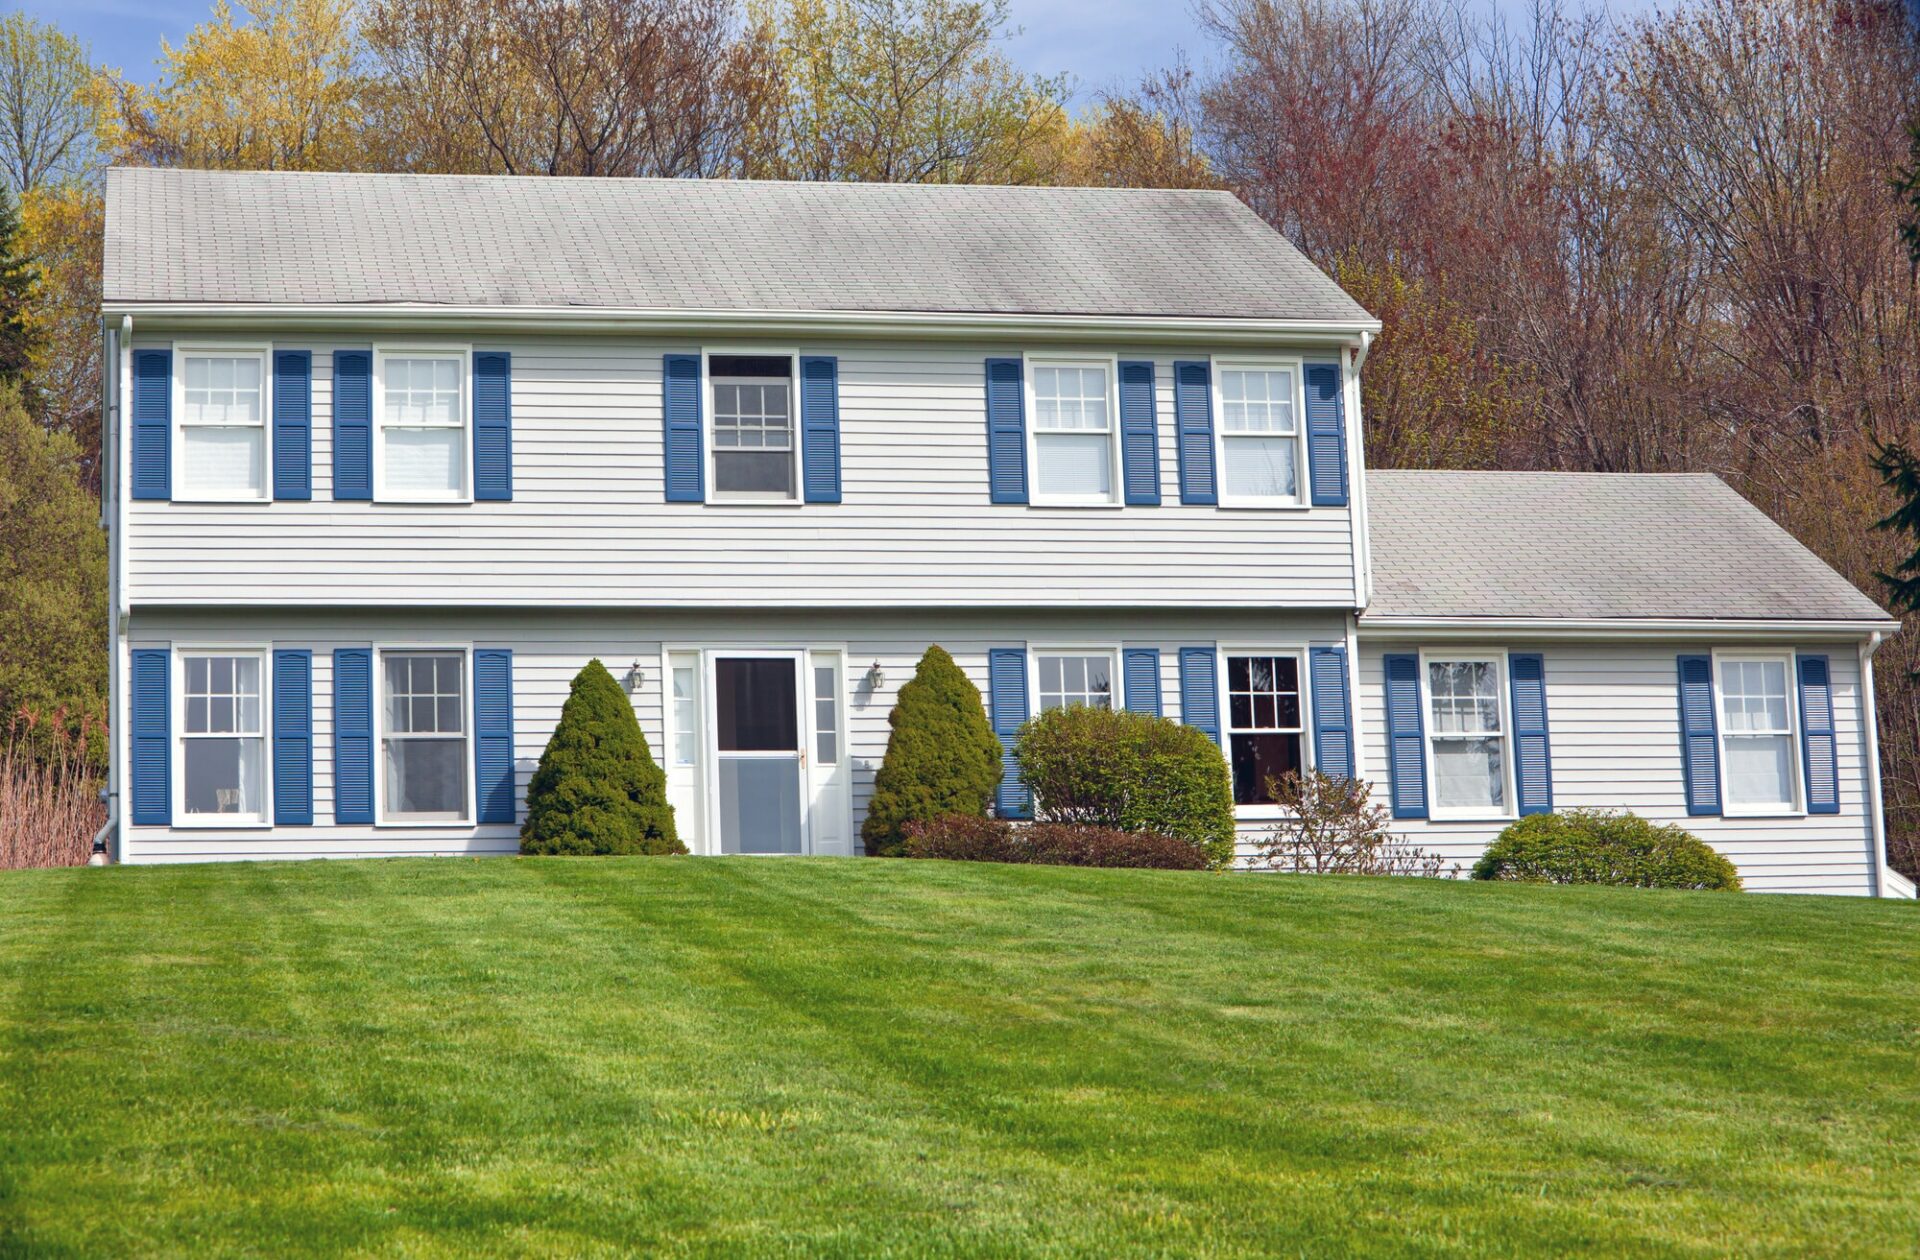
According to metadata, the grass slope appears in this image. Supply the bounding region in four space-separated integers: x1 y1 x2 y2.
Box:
1 859 1916 1258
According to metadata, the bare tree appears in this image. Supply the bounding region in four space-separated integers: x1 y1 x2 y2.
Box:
0 14 94 194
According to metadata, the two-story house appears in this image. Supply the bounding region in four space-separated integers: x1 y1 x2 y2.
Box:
97 168 1909 896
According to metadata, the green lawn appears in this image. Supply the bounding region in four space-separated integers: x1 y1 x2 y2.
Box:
1 860 1916 1258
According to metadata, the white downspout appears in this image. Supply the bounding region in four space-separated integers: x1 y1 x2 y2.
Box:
1349 332 1374 613
89 316 125 864
1858 632 1909 897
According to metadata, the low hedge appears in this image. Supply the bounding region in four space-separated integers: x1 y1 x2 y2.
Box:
903 814 1209 870
1471 809 1742 891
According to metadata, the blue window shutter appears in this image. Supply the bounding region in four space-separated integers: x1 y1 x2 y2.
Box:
473 351 512 501
1303 360 1349 507
1173 360 1216 505
272 350 312 501
1676 654 1722 816
1123 647 1162 716
474 649 515 824
1308 646 1354 780
1118 360 1160 506
1797 654 1839 815
1178 647 1220 745
663 353 704 503
988 647 1030 818
984 358 1028 505
272 649 313 825
1382 653 1428 819
332 648 374 824
1508 652 1552 815
799 355 841 503
131 349 171 501
332 351 372 501
129 648 170 825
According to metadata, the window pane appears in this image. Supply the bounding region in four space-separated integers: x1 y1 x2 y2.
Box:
1432 736 1505 810
384 738 466 816
383 427 463 497
715 450 795 498
182 355 264 426
184 737 263 816
1726 734 1794 808
386 653 462 735
813 665 838 765
1231 731 1301 804
1219 369 1295 433
1032 363 1110 433
1225 655 1301 734
1037 654 1114 712
180 426 265 497
715 658 798 752
1035 432 1112 497
1222 435 1298 500
1428 661 1501 735
672 665 697 767
384 357 461 426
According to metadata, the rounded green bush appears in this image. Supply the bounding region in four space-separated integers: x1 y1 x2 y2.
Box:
520 659 685 856
1014 704 1236 869
1471 809 1741 891
861 646 1005 857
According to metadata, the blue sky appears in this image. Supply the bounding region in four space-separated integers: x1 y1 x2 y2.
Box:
18 0 1637 99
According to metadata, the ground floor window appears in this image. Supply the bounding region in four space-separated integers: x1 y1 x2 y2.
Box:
1225 653 1303 804
382 651 468 821
1425 656 1510 816
180 651 265 820
1035 651 1116 712
1717 654 1799 813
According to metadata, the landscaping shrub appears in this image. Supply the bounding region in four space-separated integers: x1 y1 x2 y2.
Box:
1256 770 1455 877
521 659 684 856
861 646 1003 857
1013 704 1235 868
1471 809 1742 891
903 814 1209 870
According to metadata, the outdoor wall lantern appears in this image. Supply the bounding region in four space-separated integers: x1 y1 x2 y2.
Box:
864 661 886 692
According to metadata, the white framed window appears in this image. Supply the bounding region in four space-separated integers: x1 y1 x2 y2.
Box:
812 660 840 765
1224 651 1306 806
1026 357 1119 505
1715 652 1801 815
707 352 799 503
374 349 468 502
672 661 700 767
379 650 470 823
1423 653 1515 819
1033 650 1117 712
174 347 270 501
1213 359 1308 507
177 649 269 823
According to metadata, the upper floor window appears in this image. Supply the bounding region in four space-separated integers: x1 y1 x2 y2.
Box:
1717 654 1800 814
1036 651 1115 712
1216 362 1305 506
1029 360 1117 504
710 355 796 502
1226 652 1304 804
180 650 266 821
376 352 467 501
176 349 269 501
1426 656 1511 817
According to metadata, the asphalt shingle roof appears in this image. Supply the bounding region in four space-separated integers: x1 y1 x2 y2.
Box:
1364 471 1893 624
103 167 1374 322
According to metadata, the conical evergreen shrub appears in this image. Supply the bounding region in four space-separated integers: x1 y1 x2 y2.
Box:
520 658 684 855
861 645 1003 856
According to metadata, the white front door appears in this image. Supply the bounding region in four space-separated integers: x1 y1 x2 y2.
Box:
710 653 808 854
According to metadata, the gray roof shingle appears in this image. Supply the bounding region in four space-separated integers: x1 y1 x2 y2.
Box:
1364 471 1893 624
103 167 1375 322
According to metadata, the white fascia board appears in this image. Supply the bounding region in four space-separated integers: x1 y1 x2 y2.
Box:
1357 615 1899 640
101 303 1384 347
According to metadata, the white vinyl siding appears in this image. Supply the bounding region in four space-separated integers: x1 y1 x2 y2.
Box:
125 337 1361 607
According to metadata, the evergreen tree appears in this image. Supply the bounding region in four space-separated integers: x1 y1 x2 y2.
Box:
1900 123 1920 274
0 188 38 391
521 659 684 856
1872 441 1920 618
861 645 1003 856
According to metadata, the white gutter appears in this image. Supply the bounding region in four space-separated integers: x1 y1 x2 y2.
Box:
1358 615 1899 640
1348 331 1374 612
92 315 129 864
1858 632 1911 898
100 302 1383 347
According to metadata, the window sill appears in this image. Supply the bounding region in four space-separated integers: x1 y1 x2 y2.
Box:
375 818 479 829
166 494 272 505
1720 807 1808 821
1217 499 1313 511
169 818 273 830
373 497 475 507
707 498 804 508
1426 812 1517 825
1026 499 1125 510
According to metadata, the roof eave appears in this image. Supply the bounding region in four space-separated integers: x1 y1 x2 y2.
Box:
1357 614 1900 640
101 302 1383 346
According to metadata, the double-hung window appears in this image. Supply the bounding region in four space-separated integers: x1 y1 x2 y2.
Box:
176 348 269 500
1215 361 1305 505
1225 652 1304 805
1425 656 1512 817
180 651 267 821
381 651 468 821
1717 654 1800 814
1029 359 1118 503
376 352 467 501
710 354 797 502
1035 651 1116 712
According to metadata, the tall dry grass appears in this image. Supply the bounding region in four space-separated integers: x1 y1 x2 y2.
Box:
1 708 105 869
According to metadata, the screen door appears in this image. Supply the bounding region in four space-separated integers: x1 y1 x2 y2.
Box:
713 655 805 854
